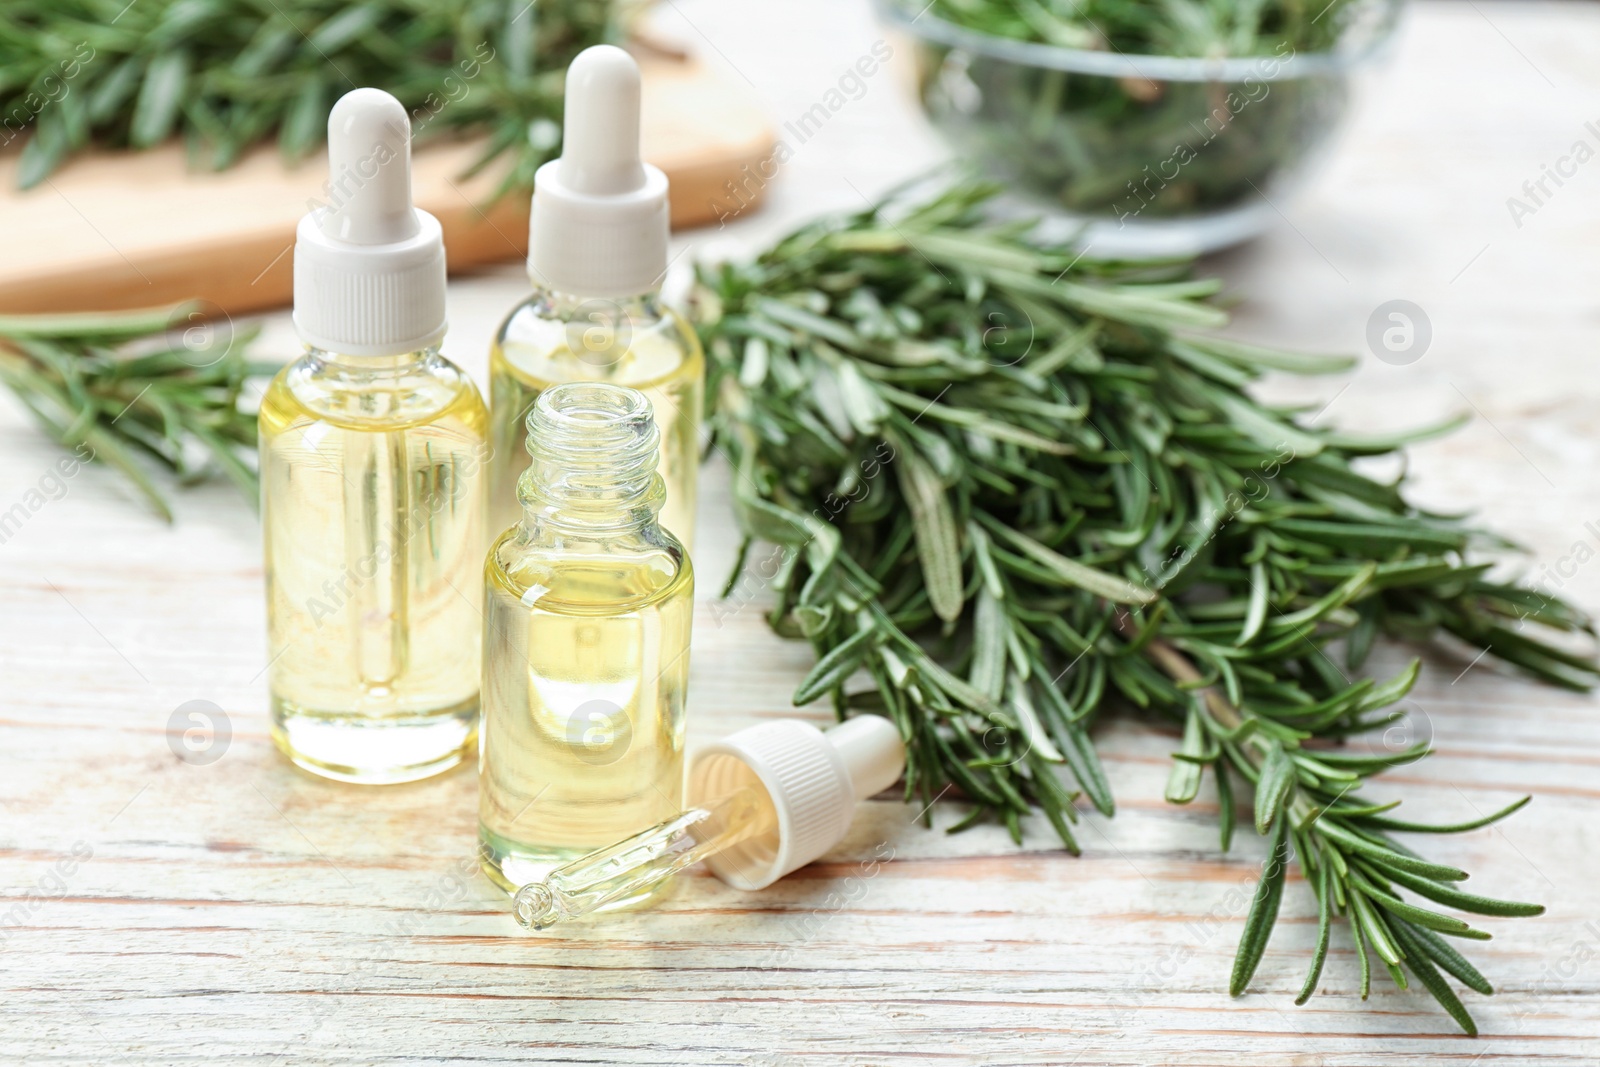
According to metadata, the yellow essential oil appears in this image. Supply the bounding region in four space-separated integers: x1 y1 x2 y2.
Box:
479 382 693 898
261 85 487 784
488 292 703 545
261 349 487 783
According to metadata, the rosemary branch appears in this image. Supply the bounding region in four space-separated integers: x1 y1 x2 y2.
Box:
693 180 1596 1032
0 303 272 518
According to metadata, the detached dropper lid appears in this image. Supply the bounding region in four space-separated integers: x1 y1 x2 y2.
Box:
688 717 906 892
529 45 670 299
293 88 447 357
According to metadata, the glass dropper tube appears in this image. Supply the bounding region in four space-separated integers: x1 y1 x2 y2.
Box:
512 783 777 930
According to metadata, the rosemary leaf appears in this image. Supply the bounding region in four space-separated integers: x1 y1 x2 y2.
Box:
1229 814 1289 996
1295 860 1333 1005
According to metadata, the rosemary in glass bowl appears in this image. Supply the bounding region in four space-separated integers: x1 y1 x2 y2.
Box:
877 0 1402 255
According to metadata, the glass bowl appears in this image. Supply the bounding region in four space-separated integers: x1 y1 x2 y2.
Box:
877 0 1401 256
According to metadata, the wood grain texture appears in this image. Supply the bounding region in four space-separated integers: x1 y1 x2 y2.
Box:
4 1 1600 1064
0 54 774 317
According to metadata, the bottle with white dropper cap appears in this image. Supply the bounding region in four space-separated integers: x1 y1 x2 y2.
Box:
511 716 907 929
487 44 704 549
260 87 488 785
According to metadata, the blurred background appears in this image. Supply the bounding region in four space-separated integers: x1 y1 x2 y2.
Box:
1 0 1595 569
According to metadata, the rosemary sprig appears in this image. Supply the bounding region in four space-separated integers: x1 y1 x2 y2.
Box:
0 0 614 191
0 304 272 518
693 181 1596 1032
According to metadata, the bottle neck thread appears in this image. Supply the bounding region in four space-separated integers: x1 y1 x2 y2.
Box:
518 381 664 533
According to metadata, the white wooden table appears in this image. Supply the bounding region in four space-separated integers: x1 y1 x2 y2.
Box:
4 2 1600 1063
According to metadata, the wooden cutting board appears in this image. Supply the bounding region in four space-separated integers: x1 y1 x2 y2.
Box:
0 55 771 316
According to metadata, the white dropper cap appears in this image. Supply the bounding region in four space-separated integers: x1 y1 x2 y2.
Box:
528 45 670 299
688 717 906 892
293 88 448 357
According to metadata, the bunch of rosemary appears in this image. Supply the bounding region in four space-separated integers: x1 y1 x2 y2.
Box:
693 182 1597 1033
0 0 614 190
0 304 270 518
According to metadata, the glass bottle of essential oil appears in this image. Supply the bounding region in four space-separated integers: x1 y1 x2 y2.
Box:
488 44 703 547
261 88 487 784
479 382 693 898
489 295 702 549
